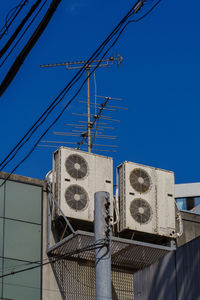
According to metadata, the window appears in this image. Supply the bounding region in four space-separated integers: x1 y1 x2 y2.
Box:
176 196 200 211
0 178 42 300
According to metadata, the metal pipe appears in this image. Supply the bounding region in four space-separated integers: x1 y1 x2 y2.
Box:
47 188 51 251
113 166 120 225
94 191 112 300
87 68 91 153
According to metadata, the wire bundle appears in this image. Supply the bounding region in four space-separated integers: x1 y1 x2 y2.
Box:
0 0 162 186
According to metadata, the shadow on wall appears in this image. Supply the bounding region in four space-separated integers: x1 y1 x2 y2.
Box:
134 237 200 300
51 259 135 300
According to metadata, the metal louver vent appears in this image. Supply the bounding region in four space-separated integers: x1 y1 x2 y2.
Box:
65 154 88 179
130 168 151 193
130 198 152 224
65 185 89 211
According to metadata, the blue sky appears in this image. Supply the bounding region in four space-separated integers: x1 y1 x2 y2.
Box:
0 0 200 184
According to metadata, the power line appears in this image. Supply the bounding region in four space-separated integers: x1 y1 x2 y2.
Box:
0 0 62 97
0 0 48 67
0 238 106 274
0 0 144 172
0 0 44 60
0 241 105 279
0 0 162 186
0 0 28 40
0 0 161 181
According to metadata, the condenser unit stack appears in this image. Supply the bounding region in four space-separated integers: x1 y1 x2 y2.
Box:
118 161 176 238
53 147 113 223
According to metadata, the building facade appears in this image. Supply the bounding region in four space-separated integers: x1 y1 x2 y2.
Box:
0 173 43 299
0 171 200 299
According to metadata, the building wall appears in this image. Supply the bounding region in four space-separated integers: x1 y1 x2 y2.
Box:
177 211 200 247
42 187 63 300
0 173 43 300
1 172 200 300
134 236 200 300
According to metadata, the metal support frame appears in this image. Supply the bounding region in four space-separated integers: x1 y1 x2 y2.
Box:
46 180 75 252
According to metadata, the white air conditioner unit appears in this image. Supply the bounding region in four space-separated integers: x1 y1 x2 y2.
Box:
53 147 113 222
118 161 176 238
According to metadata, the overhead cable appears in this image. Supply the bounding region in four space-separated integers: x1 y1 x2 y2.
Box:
0 241 105 279
0 0 28 40
0 0 163 185
0 0 48 67
0 0 144 172
0 0 62 97
0 0 43 59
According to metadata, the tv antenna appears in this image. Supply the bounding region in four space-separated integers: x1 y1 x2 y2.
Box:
40 55 123 152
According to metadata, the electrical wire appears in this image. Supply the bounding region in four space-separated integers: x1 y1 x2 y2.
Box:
0 0 143 171
0 0 62 96
0 0 28 40
0 238 105 273
0 241 105 279
0 0 44 60
0 0 162 186
0 0 48 67
0 0 160 181
2 21 131 179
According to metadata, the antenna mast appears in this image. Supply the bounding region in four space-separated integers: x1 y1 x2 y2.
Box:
40 55 123 152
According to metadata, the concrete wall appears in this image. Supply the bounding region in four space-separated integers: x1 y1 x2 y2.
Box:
42 187 63 300
177 211 200 247
134 236 200 300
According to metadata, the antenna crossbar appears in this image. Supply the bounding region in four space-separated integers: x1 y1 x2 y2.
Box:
40 55 123 152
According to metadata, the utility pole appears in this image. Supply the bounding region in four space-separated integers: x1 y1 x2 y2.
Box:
86 68 91 152
94 191 112 300
40 55 123 153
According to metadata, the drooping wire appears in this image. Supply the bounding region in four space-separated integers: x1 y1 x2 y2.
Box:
0 0 62 97
0 0 163 185
0 0 161 176
0 0 45 61
0 237 106 273
0 241 105 279
0 0 141 171
0 18 135 184
0 0 48 67
0 0 28 40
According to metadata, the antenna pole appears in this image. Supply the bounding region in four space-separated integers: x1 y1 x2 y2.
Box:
40 55 123 153
87 68 91 153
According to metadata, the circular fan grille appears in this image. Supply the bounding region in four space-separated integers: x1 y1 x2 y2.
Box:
130 198 152 224
65 154 88 179
65 185 89 211
129 168 151 193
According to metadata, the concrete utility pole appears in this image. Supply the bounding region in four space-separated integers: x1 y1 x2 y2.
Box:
94 191 112 300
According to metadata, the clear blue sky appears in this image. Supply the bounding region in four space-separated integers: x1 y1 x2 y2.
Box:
0 0 200 184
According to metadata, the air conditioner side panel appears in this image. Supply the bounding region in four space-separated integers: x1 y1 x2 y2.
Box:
95 155 113 217
119 164 126 232
156 170 176 236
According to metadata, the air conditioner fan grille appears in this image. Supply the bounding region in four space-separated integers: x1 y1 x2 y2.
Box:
130 198 152 224
65 185 88 211
65 154 88 179
130 168 151 193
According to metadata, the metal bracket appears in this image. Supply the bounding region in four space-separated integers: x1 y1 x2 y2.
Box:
46 182 75 252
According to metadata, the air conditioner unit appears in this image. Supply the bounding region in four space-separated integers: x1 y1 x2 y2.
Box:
53 147 113 222
118 161 176 238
